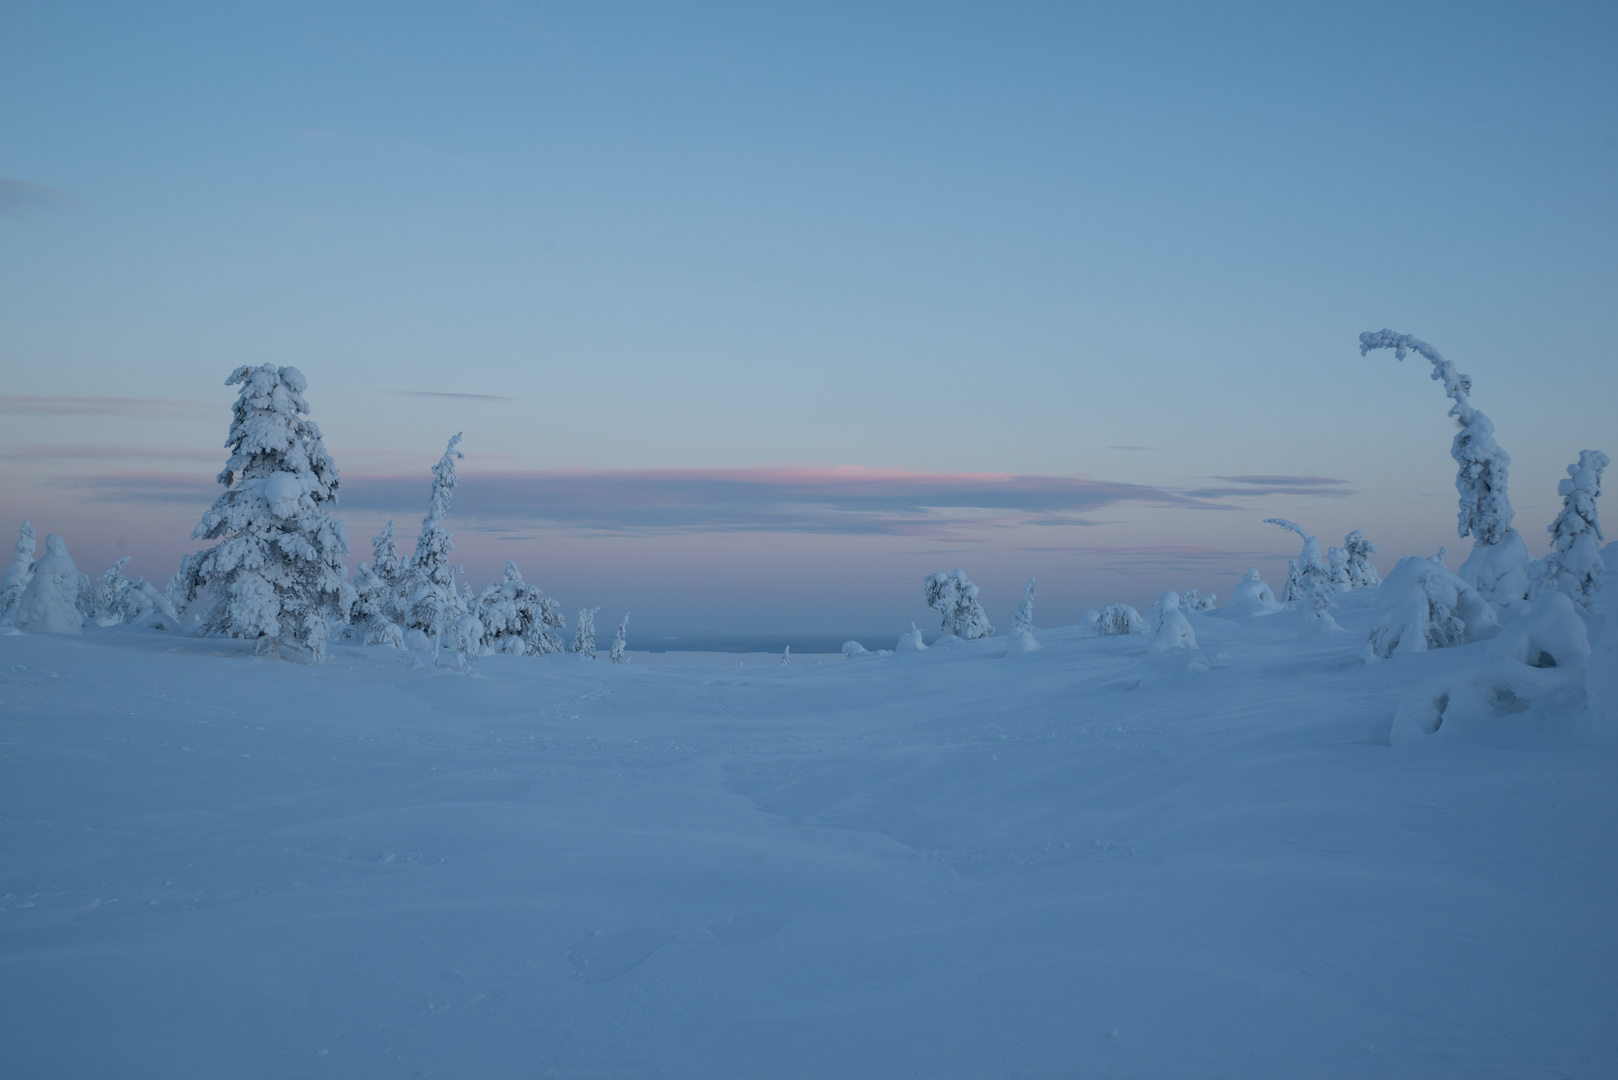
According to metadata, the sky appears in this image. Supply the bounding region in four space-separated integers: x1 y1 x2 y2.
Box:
2 1 1616 640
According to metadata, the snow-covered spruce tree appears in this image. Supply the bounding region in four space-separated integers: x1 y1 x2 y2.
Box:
350 522 409 647
610 613 629 664
574 606 598 658
475 561 567 655
85 557 179 629
172 365 355 660
1535 449 1609 610
1095 602 1147 636
924 569 995 639
1360 329 1530 605
1 519 36 620
1265 518 1335 619
15 534 84 634
404 434 467 657
1341 530 1380 588
1011 576 1036 634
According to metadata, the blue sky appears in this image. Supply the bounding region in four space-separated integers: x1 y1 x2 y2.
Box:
3 2 1615 637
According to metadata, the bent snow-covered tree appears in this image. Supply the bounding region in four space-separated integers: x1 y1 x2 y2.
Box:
1536 449 1608 610
1265 518 1335 618
173 365 354 659
405 434 466 653
1360 329 1529 605
924 569 995 639
1340 530 1380 589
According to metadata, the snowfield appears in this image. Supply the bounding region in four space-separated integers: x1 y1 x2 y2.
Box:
3 576 1616 1078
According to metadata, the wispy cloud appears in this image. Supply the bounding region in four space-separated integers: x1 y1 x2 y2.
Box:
0 178 70 219
1183 474 1354 499
0 396 223 420
69 466 1234 537
0 445 221 463
390 391 513 402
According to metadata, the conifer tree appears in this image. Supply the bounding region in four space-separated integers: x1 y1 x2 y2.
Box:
405 434 466 656
574 606 598 658
1536 449 1609 610
1 519 36 619
610 613 629 664
172 365 354 659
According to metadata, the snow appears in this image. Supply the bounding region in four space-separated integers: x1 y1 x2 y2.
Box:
5 562 1615 1077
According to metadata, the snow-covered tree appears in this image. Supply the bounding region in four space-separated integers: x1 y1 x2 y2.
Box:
1093 603 1147 636
1146 589 1198 653
1265 518 1335 618
781 644 791 665
1535 449 1609 610
1360 329 1530 605
405 434 466 657
924 569 995 639
896 623 928 651
1365 554 1498 660
1178 588 1216 611
1011 576 1036 634
1341 530 1380 588
476 561 567 655
610 613 629 664
15 534 84 634
171 365 355 660
1227 569 1281 616
84 556 179 630
1 519 36 620
574 606 598 658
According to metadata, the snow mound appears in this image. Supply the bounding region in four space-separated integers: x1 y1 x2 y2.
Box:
1224 569 1281 616
1365 555 1498 661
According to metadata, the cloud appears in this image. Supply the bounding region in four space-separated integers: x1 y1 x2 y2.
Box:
66 465 1235 536
390 391 513 401
1182 474 1355 499
0 396 223 420
1106 445 1156 452
0 179 70 219
0 445 221 463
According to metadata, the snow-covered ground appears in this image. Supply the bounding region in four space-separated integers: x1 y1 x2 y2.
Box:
3 583 1615 1078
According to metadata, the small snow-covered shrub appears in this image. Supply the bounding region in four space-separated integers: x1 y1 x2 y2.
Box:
896 623 928 652
476 561 566 656
16 534 83 634
574 606 598 658
1011 576 1036 634
1534 449 1608 611
842 640 870 658
1 519 35 620
85 556 180 630
1226 569 1281 616
1005 627 1042 655
924 569 995 639
1364 555 1498 661
172 365 355 660
352 521 408 647
610 613 629 664
1361 329 1530 606
1178 588 1216 612
1094 603 1147 636
1146 590 1197 653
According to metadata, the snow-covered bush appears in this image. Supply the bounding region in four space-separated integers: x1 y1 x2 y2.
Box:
1341 530 1380 589
1390 590 1591 746
1364 554 1498 661
1146 590 1198 653
1178 588 1216 611
1011 576 1036 634
781 645 791 665
1360 329 1530 606
451 612 484 672
924 569 995 639
476 561 566 655
1 519 35 620
404 434 467 656
15 534 84 634
351 521 409 647
896 623 928 652
84 556 180 630
1093 603 1147 636
1265 519 1335 619
574 606 598 658
1534 449 1608 611
170 365 355 660
1326 545 1352 592
842 640 870 658
1226 569 1281 616
610 613 629 664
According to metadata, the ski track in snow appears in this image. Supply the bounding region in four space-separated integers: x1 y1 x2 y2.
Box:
1 589 1615 1078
